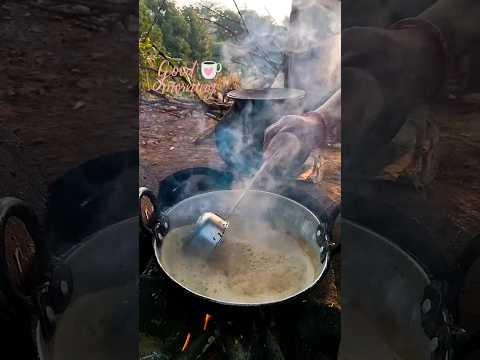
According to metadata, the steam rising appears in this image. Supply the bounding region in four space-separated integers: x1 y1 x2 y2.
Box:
216 0 340 188
162 190 322 304
221 0 340 109
286 0 340 108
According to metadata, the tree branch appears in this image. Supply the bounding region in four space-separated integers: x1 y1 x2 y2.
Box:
199 4 242 26
143 0 167 40
199 17 239 38
231 0 249 34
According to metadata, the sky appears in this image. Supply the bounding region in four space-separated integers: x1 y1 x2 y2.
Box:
174 0 292 24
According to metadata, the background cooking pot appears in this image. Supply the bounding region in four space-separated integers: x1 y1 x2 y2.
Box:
139 187 338 306
215 88 306 174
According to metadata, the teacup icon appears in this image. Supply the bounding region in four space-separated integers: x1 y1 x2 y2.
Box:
201 61 222 80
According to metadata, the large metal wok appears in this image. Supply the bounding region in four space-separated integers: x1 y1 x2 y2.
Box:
0 196 137 360
0 151 139 360
35 218 138 360
140 187 338 306
339 189 480 360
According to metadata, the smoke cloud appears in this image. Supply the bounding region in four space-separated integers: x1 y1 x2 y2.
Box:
215 0 340 190
221 0 340 109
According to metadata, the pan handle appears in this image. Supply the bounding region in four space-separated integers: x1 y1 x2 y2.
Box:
316 209 341 253
316 212 340 263
35 257 74 341
139 187 170 236
153 212 170 244
139 187 158 234
450 233 480 358
139 187 170 270
329 209 341 253
421 233 480 359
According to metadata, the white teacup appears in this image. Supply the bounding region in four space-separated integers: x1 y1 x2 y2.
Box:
201 61 222 80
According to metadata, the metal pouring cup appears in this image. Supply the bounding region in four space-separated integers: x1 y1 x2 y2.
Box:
184 212 229 258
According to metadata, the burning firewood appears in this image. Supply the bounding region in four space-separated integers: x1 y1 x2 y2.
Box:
177 333 215 359
181 332 191 352
191 122 218 145
203 313 213 331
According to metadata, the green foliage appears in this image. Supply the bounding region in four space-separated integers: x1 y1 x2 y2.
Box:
140 0 214 62
182 6 213 61
139 0 287 93
160 2 191 58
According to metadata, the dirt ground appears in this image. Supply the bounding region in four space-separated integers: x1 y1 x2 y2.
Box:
139 99 341 202
435 97 480 235
0 0 137 221
139 99 225 181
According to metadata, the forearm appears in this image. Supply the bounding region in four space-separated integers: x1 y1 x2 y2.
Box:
342 25 445 110
314 89 341 125
305 89 341 143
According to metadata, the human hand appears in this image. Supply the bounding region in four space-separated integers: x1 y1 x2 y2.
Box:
261 114 326 180
264 114 325 159
262 90 340 179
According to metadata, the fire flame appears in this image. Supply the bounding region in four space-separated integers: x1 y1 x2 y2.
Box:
203 313 213 331
180 313 212 352
181 332 191 352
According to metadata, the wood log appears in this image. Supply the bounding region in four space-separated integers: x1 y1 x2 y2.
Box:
192 123 217 145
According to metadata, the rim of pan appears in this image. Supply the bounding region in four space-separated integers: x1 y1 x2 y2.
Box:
227 88 306 101
157 189 328 306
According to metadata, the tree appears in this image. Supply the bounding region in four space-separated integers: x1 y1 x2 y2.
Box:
138 0 288 92
139 0 163 47
182 6 213 61
157 1 191 59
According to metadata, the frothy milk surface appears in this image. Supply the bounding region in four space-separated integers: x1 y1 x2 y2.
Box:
161 220 318 304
